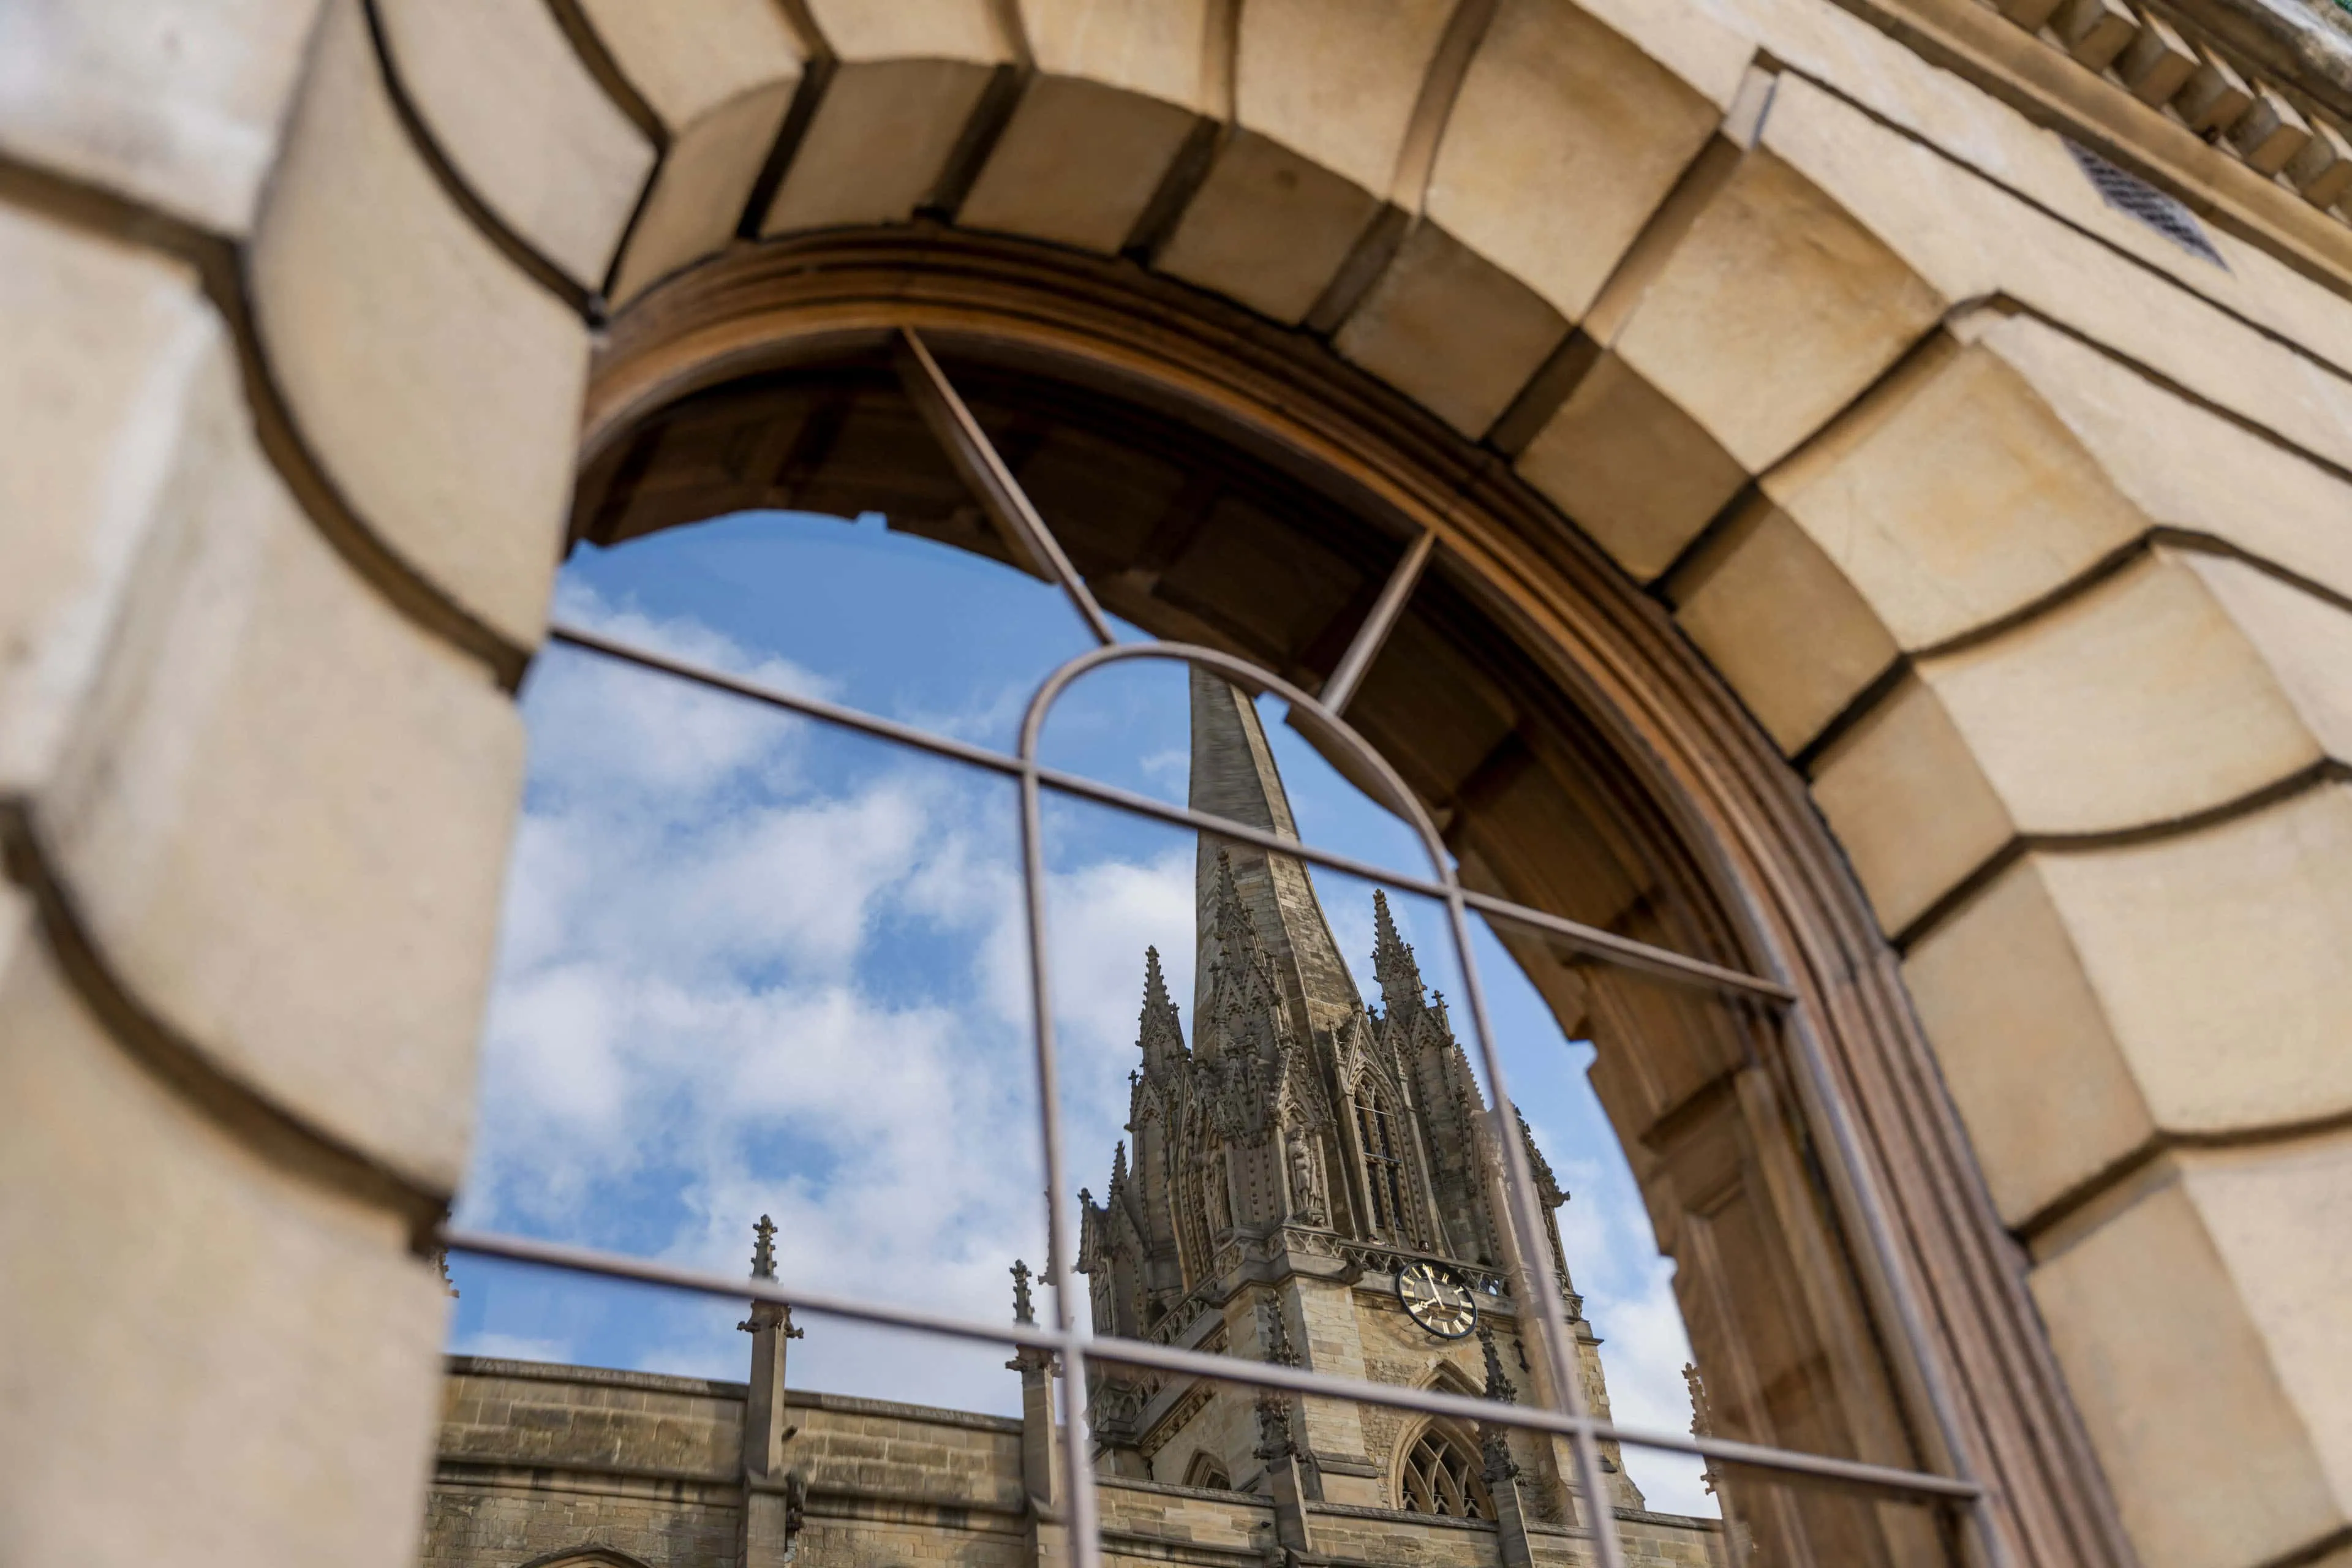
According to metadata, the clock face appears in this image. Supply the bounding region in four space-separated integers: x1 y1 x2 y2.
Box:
1396 1261 1478 1339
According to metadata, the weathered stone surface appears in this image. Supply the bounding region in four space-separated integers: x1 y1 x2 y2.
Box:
960 0 1207 252
0 207 218 793
1985 315 2352 606
960 74 1199 254
1332 221 1568 437
0 935 448 1568
763 0 1013 233
1757 71 2352 483
2030 1137 2352 1568
1901 856 2158 1223
615 85 799 302
376 0 655 288
1907 783 2352 1223
1514 348 1747 582
2037 783 2352 1137
1809 673 2010 938
0 0 325 234
1915 549 2329 834
249 0 589 648
1611 146 1946 475
1229 0 1455 195
1154 130 1384 325
1762 326 2146 650
1669 498 1899 754
38 338 522 1191
581 0 807 303
1155 0 1455 323
579 0 806 124
1421 0 1740 322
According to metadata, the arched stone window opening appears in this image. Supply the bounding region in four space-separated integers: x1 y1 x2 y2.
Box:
1183 1452 1234 1493
423 230 2130 1568
1397 1425 1493 1521
1354 1083 1409 1242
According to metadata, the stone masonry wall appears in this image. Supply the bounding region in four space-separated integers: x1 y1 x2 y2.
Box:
421 1360 1719 1568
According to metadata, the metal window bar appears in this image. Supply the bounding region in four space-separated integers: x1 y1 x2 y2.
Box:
446 327 1989 1568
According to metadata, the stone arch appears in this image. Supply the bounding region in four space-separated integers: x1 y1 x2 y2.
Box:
12 4 2352 1568
516 1550 658 1568
1392 1366 1496 1522
1182 1450 1234 1493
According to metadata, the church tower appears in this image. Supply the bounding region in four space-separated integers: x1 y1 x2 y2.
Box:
1077 671 1645 1538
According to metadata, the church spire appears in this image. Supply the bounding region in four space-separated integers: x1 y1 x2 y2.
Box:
1188 667 1360 1041
1370 890 1425 1014
1137 946 1187 1076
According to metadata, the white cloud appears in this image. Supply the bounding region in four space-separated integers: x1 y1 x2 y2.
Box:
470 590 1719 1499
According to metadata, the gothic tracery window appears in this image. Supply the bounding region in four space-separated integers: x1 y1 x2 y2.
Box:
1355 1085 1409 1240
1183 1452 1233 1492
1398 1426 1492 1520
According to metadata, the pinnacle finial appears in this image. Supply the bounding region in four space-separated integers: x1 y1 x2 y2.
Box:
1143 945 1170 1009
1010 1259 1035 1326
1111 1140 1129 1187
1370 891 1425 1012
751 1215 778 1281
1477 1322 1517 1405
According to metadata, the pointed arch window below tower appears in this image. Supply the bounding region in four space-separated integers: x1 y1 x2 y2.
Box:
1398 1426 1493 1520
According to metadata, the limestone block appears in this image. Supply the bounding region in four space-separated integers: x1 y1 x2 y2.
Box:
0 937 449 1568
1514 348 1748 581
0 0 324 234
1155 0 1455 324
1977 314 2352 604
1332 221 1568 437
2179 552 2352 759
959 0 1207 252
376 0 657 288
1755 72 2352 491
2117 9 2196 105
2029 1139 2352 1568
1815 548 2352 935
580 0 807 302
1700 0 2352 388
1418 0 1740 323
1608 148 1947 478
38 336 523 1191
2286 115 2352 209
2228 85 2312 176
1669 497 1898 754
249 0 589 649
0 207 217 793
1917 549 2334 834
2054 0 2138 70
1907 784 2352 1223
1899 858 2156 1224
1809 674 2010 938
1153 130 1385 324
1762 328 2146 650
614 85 800 302
2174 44 2254 135
960 75 1200 254
1229 0 1456 195
764 0 1014 233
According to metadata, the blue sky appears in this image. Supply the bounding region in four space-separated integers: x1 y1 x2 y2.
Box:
447 508 1715 1515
